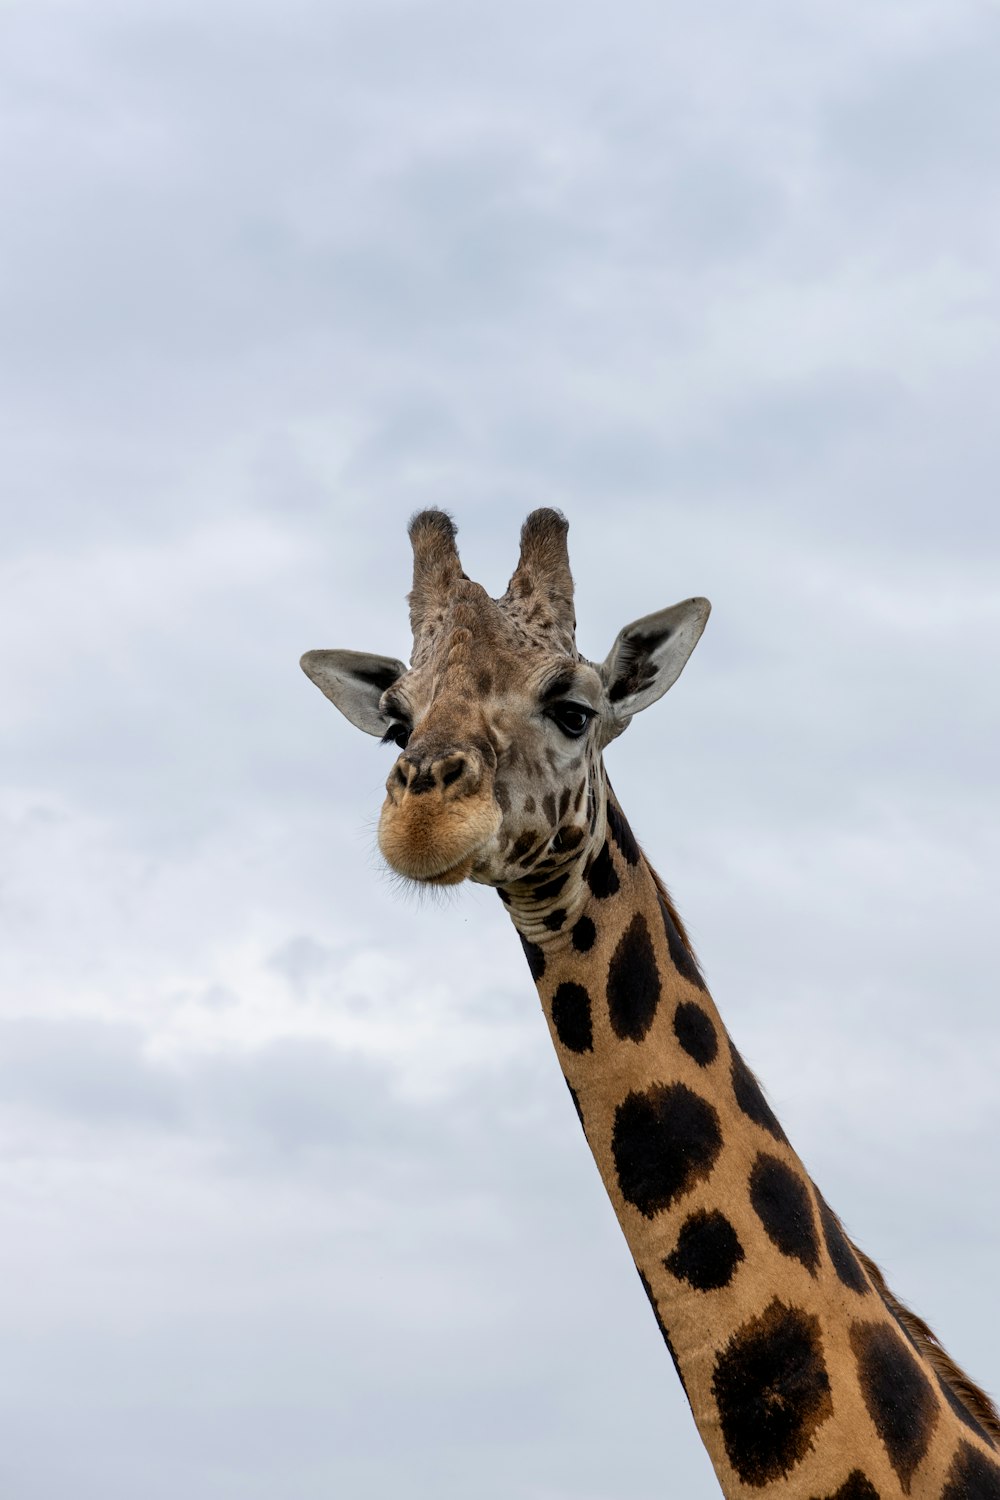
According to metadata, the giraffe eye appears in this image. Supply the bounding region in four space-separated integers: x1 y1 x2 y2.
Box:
381 722 411 749
547 702 594 739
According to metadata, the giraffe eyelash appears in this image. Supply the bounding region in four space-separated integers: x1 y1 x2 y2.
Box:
380 722 411 749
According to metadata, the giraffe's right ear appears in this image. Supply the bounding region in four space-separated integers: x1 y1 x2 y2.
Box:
599 598 711 727
300 649 408 737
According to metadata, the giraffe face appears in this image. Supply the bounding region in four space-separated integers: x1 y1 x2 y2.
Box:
375 614 607 889
301 509 710 891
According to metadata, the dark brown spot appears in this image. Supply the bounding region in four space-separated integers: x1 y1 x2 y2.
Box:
941 1442 1000 1500
612 1082 722 1218
713 1300 832 1485
551 982 593 1053
749 1153 820 1274
815 1192 868 1294
730 1047 787 1143
607 913 661 1042
850 1320 939 1491
673 1002 718 1066
811 1473 882 1500
606 798 641 865
518 935 545 981
571 915 596 952
665 1209 744 1292
937 1370 998 1446
518 838 548 868
533 871 569 902
586 842 620 899
658 895 707 991
565 1079 585 1129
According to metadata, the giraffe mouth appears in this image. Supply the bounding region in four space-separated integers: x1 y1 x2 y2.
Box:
377 794 501 886
416 854 477 886
382 848 481 888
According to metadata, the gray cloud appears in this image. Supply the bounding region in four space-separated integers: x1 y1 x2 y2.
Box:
0 1018 177 1126
1 0 998 1495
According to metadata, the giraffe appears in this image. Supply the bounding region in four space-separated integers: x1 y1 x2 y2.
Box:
301 508 1000 1500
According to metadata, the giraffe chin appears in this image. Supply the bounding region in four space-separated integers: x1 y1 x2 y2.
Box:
381 850 478 887
418 855 476 886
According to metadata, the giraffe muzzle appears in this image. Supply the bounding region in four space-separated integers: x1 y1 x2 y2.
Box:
378 745 502 883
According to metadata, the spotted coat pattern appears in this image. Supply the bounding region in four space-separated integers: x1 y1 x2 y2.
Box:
519 804 1000 1499
302 509 1000 1500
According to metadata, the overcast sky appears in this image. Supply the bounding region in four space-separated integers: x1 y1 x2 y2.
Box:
2 2 999 1496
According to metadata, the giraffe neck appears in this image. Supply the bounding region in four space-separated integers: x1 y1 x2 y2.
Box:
501 794 1000 1500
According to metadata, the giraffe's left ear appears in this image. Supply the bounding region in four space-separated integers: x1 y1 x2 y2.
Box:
600 598 711 725
300 649 408 736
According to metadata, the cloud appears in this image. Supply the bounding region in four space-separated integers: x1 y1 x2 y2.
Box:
1 0 998 1495
0 1018 177 1128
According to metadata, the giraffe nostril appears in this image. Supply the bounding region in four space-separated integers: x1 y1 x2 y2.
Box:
393 763 409 789
441 758 466 788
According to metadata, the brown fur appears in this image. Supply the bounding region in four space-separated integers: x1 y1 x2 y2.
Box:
407 508 465 640
652 801 1000 1451
654 822 1000 1455
649 864 703 974
306 508 1000 1497
506 509 576 649
853 1244 1000 1446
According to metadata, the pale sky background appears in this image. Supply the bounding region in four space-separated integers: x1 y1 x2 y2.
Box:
2 2 999 1496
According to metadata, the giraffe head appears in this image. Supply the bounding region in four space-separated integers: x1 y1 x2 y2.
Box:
302 510 709 892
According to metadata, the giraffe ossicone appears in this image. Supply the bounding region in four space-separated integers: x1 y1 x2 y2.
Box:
302 509 1000 1500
